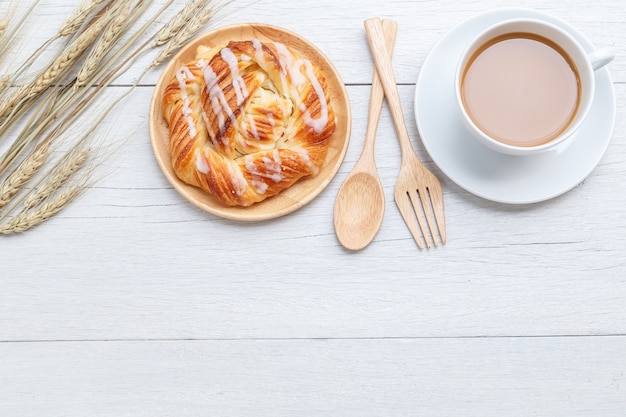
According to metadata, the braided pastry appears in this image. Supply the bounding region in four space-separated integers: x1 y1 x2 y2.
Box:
161 39 336 206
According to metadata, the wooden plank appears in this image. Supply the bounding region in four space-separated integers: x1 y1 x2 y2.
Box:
1 336 625 416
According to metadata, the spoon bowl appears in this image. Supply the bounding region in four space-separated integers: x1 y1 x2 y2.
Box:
334 170 385 250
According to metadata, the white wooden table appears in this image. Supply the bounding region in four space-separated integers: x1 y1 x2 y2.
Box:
1 0 625 415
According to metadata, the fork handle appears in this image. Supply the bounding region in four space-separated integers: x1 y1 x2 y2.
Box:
364 18 416 162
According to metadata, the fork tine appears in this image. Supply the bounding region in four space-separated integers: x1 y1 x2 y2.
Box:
427 184 446 245
394 189 425 249
407 189 432 249
419 187 441 247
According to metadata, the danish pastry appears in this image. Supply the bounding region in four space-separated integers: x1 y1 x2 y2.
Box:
162 39 336 206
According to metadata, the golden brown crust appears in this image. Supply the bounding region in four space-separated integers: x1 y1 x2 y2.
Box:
162 39 336 206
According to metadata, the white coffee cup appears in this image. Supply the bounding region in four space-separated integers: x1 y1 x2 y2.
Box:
455 18 613 156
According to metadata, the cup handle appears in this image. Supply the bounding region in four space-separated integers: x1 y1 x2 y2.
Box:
589 47 614 70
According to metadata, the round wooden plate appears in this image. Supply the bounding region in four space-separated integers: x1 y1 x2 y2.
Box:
149 23 351 221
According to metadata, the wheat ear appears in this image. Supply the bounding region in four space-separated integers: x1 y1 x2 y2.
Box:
0 74 9 95
151 2 220 67
0 143 49 210
8 0 111 86
0 75 9 113
75 1 136 88
0 185 83 234
0 19 8 40
31 13 110 98
58 0 110 38
0 5 112 124
0 143 49 208
151 0 206 47
22 148 90 210
0 20 102 119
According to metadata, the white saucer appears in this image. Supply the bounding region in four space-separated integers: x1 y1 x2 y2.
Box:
414 8 616 204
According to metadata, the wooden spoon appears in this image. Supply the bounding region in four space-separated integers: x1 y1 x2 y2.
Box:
333 19 397 250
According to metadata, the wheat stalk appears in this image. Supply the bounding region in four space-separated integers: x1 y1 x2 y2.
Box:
0 142 49 209
0 185 83 234
22 148 90 210
0 0 40 52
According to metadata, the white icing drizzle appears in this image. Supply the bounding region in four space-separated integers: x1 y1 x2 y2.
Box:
294 58 329 133
293 147 318 175
272 42 295 93
244 150 284 195
201 110 218 146
228 163 247 196
276 42 308 86
262 149 283 182
195 149 210 174
240 53 251 61
175 66 197 138
267 41 330 133
252 178 268 194
197 60 241 152
220 47 249 106
252 39 267 68
244 155 266 194
247 114 260 140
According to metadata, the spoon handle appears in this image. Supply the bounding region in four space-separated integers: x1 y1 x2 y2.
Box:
361 19 397 162
364 18 415 161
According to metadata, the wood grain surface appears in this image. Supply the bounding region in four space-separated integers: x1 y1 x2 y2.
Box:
1 0 625 416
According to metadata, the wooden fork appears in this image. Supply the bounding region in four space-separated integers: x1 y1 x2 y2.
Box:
364 18 446 248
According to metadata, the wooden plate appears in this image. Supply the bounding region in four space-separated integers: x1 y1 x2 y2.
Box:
149 23 351 221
